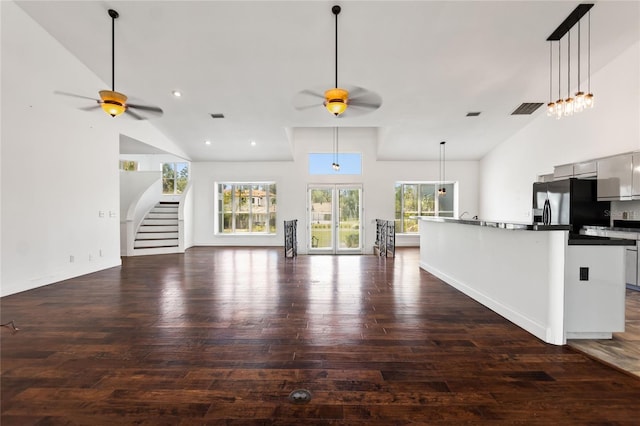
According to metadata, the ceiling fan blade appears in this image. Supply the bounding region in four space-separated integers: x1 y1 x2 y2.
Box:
54 91 100 102
299 89 325 99
127 103 163 114
124 108 145 120
295 104 322 111
78 105 102 111
349 100 382 109
347 86 367 98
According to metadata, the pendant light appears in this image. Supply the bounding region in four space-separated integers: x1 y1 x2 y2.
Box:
332 127 340 171
438 141 446 196
574 20 585 113
563 29 574 116
546 4 594 120
584 10 595 108
555 36 565 119
546 41 556 116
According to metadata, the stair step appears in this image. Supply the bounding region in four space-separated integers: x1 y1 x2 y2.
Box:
151 206 178 212
142 218 178 226
135 232 179 240
138 225 178 233
147 212 178 219
131 246 181 256
158 201 179 205
134 239 178 248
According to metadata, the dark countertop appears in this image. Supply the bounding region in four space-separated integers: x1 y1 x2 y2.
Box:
568 235 636 246
417 216 571 231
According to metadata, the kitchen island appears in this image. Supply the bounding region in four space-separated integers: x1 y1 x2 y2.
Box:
418 217 631 345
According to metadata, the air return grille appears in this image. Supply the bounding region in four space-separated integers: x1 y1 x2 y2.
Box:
511 103 543 115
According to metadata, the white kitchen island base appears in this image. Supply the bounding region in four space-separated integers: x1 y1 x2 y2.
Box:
419 219 626 345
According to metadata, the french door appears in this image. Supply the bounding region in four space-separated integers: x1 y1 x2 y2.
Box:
308 184 362 254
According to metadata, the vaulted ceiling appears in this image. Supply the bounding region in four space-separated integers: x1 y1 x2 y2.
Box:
16 1 640 161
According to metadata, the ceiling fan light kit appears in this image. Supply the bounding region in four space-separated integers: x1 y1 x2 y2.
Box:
324 88 349 116
99 90 127 117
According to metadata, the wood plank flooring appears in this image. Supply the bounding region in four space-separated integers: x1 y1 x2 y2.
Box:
2 247 639 425
568 289 640 378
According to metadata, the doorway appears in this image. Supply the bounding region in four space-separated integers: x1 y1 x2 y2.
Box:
308 185 362 254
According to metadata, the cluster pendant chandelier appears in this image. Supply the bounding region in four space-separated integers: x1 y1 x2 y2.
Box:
546 4 595 119
438 141 446 196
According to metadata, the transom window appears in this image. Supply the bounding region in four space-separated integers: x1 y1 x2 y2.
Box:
216 182 277 234
395 182 456 233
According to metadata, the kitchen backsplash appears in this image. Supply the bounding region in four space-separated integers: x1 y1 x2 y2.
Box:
609 200 640 222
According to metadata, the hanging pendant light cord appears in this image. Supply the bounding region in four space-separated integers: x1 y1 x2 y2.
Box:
558 38 561 100
111 13 115 91
334 9 339 88
577 21 581 91
549 42 553 102
336 127 339 165
567 30 571 98
588 11 591 93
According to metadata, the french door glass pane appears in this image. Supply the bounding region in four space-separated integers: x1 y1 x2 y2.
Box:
403 184 418 233
310 189 333 249
338 189 360 249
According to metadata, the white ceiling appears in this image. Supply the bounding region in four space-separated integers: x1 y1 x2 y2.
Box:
16 1 640 161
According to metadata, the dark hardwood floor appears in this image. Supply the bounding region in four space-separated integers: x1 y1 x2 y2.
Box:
2 247 639 425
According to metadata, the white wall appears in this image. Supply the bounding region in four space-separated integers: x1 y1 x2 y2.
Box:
192 127 479 253
479 41 640 222
0 2 185 296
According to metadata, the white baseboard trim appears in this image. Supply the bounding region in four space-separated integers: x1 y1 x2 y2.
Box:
1 257 122 298
419 260 552 345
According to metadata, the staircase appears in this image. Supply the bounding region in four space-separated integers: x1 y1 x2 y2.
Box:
133 202 180 254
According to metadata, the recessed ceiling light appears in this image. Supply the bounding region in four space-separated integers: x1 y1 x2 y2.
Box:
250 140 257 146
172 90 182 97
204 140 211 145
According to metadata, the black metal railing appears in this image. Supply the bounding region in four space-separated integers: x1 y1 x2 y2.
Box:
375 219 395 258
284 219 298 257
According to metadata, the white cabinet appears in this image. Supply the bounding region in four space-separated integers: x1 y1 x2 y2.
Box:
597 154 633 200
573 161 597 178
632 152 640 197
553 164 574 180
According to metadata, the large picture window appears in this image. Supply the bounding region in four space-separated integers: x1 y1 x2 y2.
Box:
216 182 277 234
395 182 456 233
162 162 189 194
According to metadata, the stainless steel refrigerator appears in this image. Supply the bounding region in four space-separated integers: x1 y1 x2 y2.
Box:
532 178 610 230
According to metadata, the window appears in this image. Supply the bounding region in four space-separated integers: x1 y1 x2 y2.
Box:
308 153 362 175
119 160 138 171
395 182 456 233
162 162 189 194
216 182 277 234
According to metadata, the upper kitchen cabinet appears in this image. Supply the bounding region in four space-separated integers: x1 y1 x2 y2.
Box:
597 153 633 200
573 161 597 179
633 153 640 198
553 164 574 180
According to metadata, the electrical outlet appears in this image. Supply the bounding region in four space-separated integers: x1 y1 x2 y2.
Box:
580 267 589 281
99 211 105 218
69 255 74 263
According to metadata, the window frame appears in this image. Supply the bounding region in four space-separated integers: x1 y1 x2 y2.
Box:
215 181 277 235
395 181 457 234
162 162 189 195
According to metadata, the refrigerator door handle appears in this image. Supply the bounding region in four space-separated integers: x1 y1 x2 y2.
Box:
543 199 551 225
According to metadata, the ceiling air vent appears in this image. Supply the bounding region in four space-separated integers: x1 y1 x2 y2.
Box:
511 103 543 115
210 113 225 119
466 112 481 117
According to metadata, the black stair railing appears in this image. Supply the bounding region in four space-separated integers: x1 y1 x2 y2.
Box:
284 219 298 258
